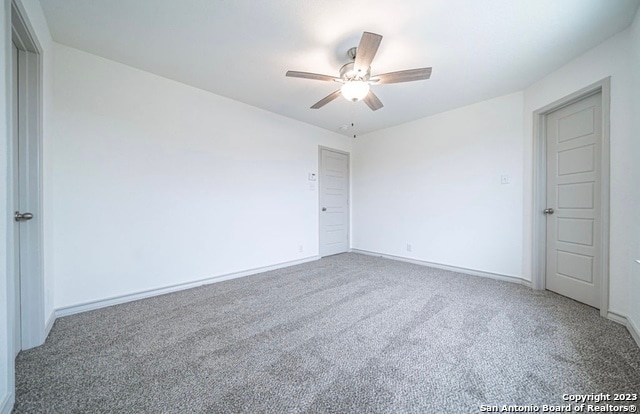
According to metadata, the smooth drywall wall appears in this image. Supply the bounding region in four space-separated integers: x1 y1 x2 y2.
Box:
627 8 640 341
352 92 524 278
1 1 13 411
523 28 633 317
51 43 350 309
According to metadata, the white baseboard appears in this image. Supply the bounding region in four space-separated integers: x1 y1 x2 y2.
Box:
55 255 320 319
606 311 640 349
607 310 627 325
351 249 532 287
0 392 14 414
625 315 640 349
44 311 56 339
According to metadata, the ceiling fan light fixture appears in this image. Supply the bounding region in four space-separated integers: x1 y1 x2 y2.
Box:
340 80 370 102
286 32 430 110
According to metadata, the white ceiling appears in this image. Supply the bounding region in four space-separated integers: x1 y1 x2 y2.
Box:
39 0 639 137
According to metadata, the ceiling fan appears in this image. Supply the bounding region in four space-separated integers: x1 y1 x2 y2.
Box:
286 31 432 111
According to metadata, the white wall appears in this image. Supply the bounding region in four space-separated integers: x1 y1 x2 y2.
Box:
627 8 640 341
522 27 634 318
51 43 350 309
352 92 524 279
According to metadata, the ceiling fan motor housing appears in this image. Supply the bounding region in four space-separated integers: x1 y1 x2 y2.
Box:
339 61 371 82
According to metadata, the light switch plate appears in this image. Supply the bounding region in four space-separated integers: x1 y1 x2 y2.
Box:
500 174 510 184
308 173 317 181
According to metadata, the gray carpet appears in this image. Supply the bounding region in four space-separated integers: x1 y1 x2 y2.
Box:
13 253 640 413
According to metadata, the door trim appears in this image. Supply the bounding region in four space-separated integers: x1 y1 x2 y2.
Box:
532 77 610 317
11 0 46 349
318 146 350 257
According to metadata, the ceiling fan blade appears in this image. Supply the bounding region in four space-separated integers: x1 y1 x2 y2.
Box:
311 90 342 109
363 90 383 111
286 71 339 82
373 67 432 84
354 32 383 73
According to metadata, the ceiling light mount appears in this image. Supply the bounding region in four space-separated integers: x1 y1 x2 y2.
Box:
347 47 358 61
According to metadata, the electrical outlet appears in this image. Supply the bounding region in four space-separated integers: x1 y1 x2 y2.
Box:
298 244 303 253
407 243 412 252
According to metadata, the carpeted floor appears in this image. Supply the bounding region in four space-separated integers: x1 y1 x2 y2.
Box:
13 253 640 413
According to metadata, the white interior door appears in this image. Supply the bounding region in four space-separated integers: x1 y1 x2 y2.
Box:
11 2 45 351
12 40 22 356
319 148 349 257
545 92 602 308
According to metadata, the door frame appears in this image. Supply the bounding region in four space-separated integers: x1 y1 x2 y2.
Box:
11 0 46 350
318 146 350 257
531 77 610 318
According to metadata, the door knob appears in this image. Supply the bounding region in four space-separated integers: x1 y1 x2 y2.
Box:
15 211 34 222
543 208 554 215
322 207 327 211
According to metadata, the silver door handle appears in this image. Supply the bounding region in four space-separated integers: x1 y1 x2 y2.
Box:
322 207 327 211
543 208 554 215
15 211 33 222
